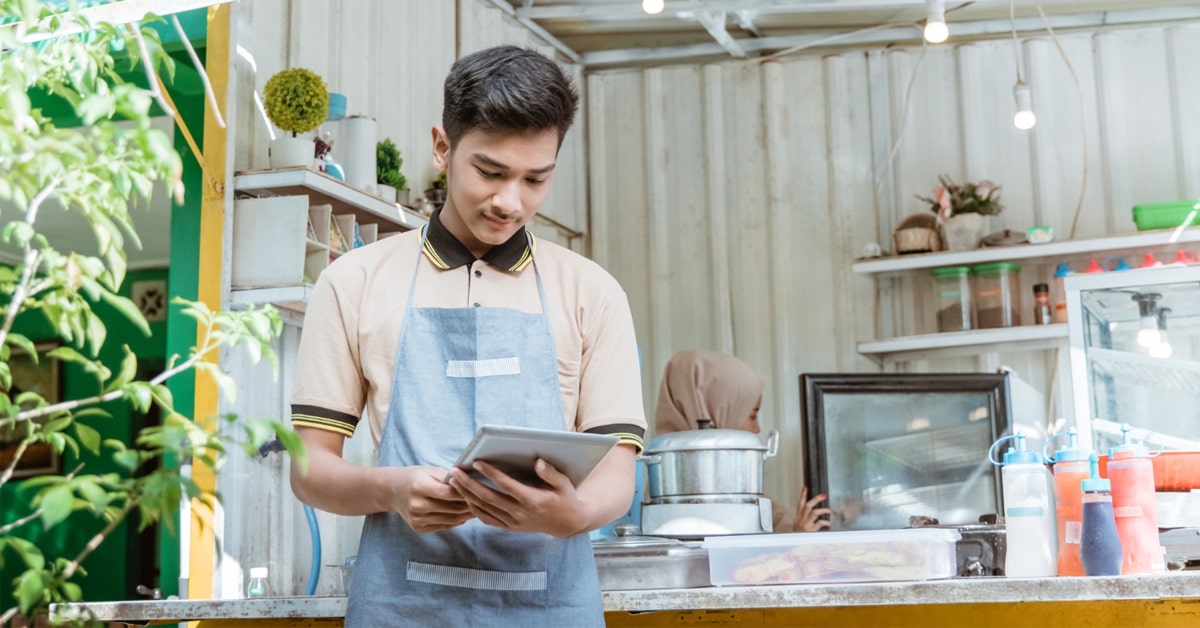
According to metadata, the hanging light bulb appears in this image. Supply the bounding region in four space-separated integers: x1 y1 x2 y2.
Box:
1013 81 1037 130
642 0 665 15
924 0 949 43
1133 293 1163 348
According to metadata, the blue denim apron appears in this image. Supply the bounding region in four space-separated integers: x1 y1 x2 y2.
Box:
344 228 604 627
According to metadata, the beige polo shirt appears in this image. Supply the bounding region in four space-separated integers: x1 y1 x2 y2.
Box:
290 212 647 453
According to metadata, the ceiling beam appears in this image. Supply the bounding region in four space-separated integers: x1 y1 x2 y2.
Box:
692 10 747 57
733 10 765 38
580 5 1200 67
484 0 582 64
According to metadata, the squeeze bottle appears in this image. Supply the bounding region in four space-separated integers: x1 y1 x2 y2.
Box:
1052 262 1071 323
1107 424 1164 574
1045 429 1089 576
990 433 1057 578
1080 454 1122 576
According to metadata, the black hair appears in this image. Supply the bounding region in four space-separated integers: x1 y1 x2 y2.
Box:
442 45 579 148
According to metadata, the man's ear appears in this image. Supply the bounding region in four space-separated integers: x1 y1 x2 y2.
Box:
431 125 450 172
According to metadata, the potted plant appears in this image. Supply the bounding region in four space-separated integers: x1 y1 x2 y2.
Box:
915 175 1003 251
425 170 448 205
263 67 330 169
376 138 407 204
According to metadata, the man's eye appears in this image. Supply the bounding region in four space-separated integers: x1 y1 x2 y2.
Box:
526 178 546 186
477 168 499 178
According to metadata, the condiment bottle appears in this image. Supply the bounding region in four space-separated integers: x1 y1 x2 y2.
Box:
1107 424 1164 574
1046 429 1089 576
1080 454 1122 576
1052 262 1071 323
1033 283 1052 325
247 567 269 597
990 432 1057 578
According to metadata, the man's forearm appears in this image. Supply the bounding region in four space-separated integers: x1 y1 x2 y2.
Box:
290 442 397 516
574 444 638 533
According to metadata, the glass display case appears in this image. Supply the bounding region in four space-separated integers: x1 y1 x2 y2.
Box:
800 373 1045 531
1065 266 1200 452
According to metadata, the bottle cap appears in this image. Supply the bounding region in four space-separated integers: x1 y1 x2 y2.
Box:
1048 428 1089 463
1108 423 1150 459
1080 454 1111 493
1053 261 1072 278
1002 433 1043 465
1140 253 1162 269
250 567 269 579
1108 257 1134 271
1033 283 1049 293
1083 259 1105 274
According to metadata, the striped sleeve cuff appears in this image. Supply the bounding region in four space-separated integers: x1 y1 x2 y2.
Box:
584 423 646 454
291 404 359 438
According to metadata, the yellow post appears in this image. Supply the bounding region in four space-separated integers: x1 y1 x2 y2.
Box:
188 2 230 602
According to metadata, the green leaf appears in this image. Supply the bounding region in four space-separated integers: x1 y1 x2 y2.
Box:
16 570 46 614
77 480 109 510
151 383 174 409
2 220 35 247
39 485 74 527
99 290 150 336
104 345 137 393
5 332 37 360
75 422 101 455
3 537 45 570
103 437 127 453
113 449 139 471
61 581 83 602
124 381 153 413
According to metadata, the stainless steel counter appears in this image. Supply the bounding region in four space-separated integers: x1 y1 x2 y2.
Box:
55 571 1200 623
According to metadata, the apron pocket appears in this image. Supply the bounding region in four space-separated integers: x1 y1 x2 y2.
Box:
406 561 547 591
446 357 521 378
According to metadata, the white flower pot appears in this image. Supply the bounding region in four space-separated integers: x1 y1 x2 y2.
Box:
943 213 987 252
269 136 313 169
376 184 397 203
396 188 411 206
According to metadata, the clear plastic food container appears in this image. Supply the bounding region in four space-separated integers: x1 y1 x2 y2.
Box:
973 262 1021 328
931 266 975 332
702 528 960 586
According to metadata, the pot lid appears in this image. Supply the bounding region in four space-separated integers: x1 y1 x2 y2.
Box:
645 420 767 453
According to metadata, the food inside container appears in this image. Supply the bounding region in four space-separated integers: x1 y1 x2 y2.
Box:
703 528 960 586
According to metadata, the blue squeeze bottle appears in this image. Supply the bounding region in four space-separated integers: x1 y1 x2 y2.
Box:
1079 454 1122 576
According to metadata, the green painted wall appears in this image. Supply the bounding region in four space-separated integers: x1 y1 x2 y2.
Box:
1 268 170 603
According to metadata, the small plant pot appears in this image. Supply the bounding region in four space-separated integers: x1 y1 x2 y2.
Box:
269 136 314 169
396 188 411 206
376 184 397 203
943 213 987 252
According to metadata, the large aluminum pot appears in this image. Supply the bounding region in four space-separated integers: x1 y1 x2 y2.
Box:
640 421 779 499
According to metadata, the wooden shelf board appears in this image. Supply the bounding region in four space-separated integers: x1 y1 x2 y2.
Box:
233 167 427 233
857 324 1069 363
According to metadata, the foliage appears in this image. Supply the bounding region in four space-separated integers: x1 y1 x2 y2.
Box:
916 175 1003 221
375 138 406 189
431 170 447 191
0 2 302 623
263 68 329 136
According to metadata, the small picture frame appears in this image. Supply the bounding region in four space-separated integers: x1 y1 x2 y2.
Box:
0 340 65 479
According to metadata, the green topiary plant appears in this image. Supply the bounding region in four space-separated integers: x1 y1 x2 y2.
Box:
263 68 329 137
376 139 406 190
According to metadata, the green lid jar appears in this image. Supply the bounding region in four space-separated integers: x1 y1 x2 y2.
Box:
931 266 975 332
973 262 1021 327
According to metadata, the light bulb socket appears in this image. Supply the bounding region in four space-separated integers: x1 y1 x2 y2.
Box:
1013 82 1034 111
926 0 946 20
1132 292 1162 318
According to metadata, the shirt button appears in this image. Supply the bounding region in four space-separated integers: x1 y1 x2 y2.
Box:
473 303 481 308
474 269 482 278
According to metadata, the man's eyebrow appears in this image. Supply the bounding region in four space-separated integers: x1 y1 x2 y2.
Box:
471 152 556 175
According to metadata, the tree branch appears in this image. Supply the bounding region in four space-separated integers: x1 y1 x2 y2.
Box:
0 438 31 486
0 464 84 533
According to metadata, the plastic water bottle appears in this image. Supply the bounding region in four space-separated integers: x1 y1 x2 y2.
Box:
991 432 1057 578
1046 429 1090 576
246 567 269 597
1107 424 1164 574
1080 454 1122 576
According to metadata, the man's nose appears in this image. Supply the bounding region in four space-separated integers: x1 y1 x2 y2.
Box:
490 179 522 214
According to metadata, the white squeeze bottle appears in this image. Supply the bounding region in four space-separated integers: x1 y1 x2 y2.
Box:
990 432 1058 578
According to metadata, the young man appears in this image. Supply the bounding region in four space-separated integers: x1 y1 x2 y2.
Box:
288 46 646 626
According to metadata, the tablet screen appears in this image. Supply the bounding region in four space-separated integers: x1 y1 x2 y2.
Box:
447 424 619 492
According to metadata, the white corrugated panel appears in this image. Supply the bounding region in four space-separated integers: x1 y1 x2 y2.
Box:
587 22 1200 522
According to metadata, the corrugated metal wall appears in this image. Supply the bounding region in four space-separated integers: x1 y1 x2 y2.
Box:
216 0 587 596
587 23 1200 518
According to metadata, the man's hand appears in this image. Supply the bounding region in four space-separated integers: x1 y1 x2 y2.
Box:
390 466 474 533
447 459 588 538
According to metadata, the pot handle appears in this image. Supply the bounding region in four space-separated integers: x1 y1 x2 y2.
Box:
762 430 780 461
637 453 662 466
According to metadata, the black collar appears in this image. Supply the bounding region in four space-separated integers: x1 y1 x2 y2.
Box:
422 207 533 272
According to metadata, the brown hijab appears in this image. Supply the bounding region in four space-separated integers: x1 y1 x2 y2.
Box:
654 350 766 435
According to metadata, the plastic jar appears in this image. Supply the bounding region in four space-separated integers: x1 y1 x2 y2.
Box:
974 262 1021 328
931 266 975 332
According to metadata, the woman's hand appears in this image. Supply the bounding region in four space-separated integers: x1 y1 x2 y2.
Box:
793 486 832 532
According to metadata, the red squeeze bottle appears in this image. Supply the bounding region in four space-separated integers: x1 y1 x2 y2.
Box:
1047 429 1090 576
1107 424 1165 574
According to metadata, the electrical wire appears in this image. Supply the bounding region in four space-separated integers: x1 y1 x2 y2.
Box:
1033 0 1089 240
1010 0 1023 84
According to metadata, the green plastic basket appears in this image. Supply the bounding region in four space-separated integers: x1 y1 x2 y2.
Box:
1132 200 1200 231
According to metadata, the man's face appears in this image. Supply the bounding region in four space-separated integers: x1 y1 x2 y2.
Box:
432 126 559 258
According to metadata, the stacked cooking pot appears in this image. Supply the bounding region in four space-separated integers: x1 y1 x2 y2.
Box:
638 419 780 538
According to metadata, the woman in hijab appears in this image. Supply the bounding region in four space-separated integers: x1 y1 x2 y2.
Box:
655 350 831 533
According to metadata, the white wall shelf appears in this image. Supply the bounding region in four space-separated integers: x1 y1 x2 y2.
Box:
853 228 1200 276
233 167 428 232
857 324 1069 364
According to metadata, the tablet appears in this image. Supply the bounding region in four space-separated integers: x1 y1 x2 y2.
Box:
447 424 619 492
